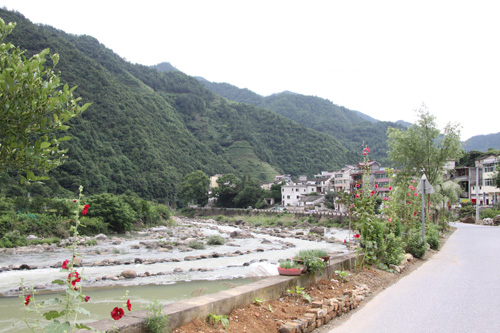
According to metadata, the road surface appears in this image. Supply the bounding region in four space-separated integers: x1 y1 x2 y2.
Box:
326 222 500 333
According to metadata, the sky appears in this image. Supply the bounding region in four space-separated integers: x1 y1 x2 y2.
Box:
2 0 499 141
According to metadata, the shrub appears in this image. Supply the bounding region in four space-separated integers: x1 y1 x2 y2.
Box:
146 300 169 333
360 220 386 264
206 235 226 245
179 207 196 218
303 257 327 274
78 216 109 236
28 237 61 246
458 202 475 218
295 249 327 260
407 232 427 259
188 240 205 250
480 207 500 220
86 193 136 233
0 196 13 214
426 226 440 250
382 233 405 266
0 230 27 248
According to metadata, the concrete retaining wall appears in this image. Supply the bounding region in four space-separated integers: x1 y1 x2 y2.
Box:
78 253 358 332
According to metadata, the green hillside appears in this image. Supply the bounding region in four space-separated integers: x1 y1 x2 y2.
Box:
1 9 350 203
196 78 407 164
462 132 500 152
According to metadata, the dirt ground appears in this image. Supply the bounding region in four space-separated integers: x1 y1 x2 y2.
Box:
173 229 454 333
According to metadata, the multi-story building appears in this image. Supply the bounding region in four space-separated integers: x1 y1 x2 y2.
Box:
471 155 499 205
332 165 355 193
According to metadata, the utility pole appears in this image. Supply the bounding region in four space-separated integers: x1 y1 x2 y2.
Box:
476 167 480 221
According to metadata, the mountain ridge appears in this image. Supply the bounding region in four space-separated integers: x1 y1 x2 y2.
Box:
1 9 350 202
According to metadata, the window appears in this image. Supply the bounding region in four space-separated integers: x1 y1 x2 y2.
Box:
485 178 494 186
286 195 290 199
485 164 495 172
296 188 299 192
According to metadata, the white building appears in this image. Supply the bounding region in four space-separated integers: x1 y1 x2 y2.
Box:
282 183 318 207
471 155 499 205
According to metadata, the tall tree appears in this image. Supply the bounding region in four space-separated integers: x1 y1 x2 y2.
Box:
179 170 210 206
212 174 241 208
0 19 89 184
233 175 265 208
387 105 463 186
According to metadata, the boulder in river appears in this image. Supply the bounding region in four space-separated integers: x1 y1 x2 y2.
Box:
94 233 107 240
120 270 137 279
230 230 253 238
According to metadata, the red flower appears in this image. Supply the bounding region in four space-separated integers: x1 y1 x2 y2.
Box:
389 186 393 190
408 201 411 204
25 295 31 306
356 183 360 188
355 193 360 198
414 211 418 216
127 299 131 311
111 307 125 320
374 184 378 188
62 259 69 270
370 190 375 196
68 272 81 286
384 197 388 201
414 193 418 197
343 239 347 243
73 199 77 202
353 234 360 238
84 296 90 302
82 204 89 216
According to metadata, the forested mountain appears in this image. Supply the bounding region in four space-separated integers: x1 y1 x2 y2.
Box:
194 77 407 164
1 9 350 203
462 132 500 152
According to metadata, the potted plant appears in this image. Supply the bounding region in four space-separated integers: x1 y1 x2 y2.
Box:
294 249 329 274
278 260 303 276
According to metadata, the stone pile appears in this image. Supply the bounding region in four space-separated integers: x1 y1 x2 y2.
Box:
278 284 371 333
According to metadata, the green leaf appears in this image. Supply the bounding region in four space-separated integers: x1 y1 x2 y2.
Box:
41 298 61 305
51 279 65 285
43 310 62 320
75 306 91 316
44 320 71 333
57 136 71 142
40 142 51 149
75 323 92 330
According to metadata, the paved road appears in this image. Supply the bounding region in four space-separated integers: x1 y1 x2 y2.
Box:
327 222 500 333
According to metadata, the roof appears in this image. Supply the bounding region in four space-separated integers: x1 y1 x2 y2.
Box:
298 195 324 203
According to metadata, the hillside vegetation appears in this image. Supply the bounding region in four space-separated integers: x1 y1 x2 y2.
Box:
195 77 407 165
1 9 350 203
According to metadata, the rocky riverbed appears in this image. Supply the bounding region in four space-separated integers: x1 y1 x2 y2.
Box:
0 216 351 297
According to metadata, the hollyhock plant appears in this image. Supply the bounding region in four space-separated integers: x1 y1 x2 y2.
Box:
21 186 133 331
